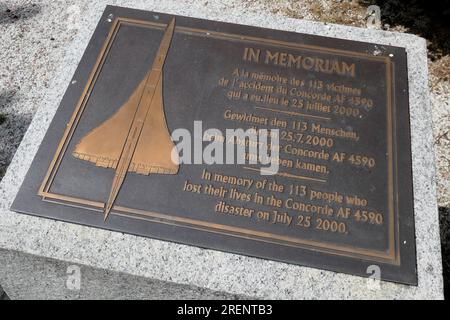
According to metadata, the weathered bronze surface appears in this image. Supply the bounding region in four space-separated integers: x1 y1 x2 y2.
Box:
11 6 417 285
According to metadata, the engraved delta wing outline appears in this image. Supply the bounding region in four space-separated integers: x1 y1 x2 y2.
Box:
72 18 179 221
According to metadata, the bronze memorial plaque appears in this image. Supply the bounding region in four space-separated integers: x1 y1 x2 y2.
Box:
12 6 417 284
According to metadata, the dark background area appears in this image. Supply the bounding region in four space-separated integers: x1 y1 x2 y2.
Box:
362 0 450 59
362 0 450 300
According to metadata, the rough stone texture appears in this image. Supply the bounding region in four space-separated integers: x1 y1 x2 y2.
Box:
0 0 91 180
0 249 243 299
0 0 444 299
431 80 450 208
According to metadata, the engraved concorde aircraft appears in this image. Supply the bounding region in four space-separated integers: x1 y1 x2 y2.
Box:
73 18 179 221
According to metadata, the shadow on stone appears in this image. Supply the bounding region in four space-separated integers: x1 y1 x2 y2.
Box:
360 0 450 60
0 3 41 25
0 89 31 182
0 89 17 105
0 285 10 300
439 206 449 299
